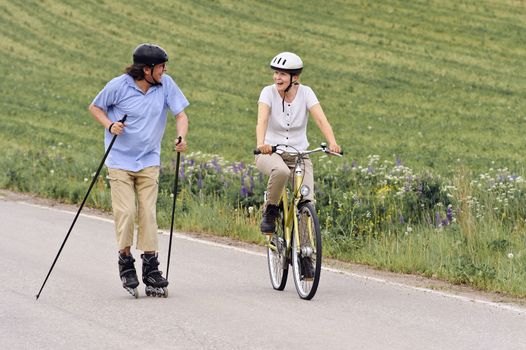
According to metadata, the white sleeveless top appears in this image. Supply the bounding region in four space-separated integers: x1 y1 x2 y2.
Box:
258 84 319 152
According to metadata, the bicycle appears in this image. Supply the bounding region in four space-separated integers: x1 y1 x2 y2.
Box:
254 143 343 300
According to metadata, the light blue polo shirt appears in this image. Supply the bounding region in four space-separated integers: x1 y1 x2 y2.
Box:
92 74 189 172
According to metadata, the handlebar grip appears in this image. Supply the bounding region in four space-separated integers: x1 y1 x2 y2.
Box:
254 146 277 155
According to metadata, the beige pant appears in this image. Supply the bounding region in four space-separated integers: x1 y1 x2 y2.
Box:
255 153 314 205
107 166 160 252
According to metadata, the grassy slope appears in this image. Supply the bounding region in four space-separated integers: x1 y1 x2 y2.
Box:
1 0 525 174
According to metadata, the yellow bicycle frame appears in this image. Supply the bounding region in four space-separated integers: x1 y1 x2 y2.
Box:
269 160 309 255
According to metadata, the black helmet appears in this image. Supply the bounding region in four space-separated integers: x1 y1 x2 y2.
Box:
133 43 168 66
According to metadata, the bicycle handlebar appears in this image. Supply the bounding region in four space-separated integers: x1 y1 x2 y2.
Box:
254 144 343 157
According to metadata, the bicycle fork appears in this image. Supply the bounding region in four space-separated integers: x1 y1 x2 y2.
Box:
293 162 316 257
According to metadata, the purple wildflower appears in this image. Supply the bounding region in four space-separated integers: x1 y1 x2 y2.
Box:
179 162 185 180
211 158 222 173
240 173 248 197
446 206 453 222
249 174 255 192
197 170 203 189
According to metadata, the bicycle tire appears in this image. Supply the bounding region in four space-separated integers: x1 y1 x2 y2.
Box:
266 209 288 291
291 201 322 300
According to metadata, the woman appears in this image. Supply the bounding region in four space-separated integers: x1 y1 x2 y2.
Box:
256 52 341 234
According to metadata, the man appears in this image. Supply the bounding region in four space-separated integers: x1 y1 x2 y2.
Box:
88 43 189 297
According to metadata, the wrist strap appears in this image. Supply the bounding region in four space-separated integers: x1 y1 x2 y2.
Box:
108 122 115 133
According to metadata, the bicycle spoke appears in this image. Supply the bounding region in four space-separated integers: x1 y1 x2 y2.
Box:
266 212 288 290
292 202 322 300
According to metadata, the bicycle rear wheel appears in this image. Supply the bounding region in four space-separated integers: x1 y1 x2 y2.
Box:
267 209 288 290
291 202 322 300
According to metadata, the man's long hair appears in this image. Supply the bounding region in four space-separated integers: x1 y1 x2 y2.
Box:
125 64 147 80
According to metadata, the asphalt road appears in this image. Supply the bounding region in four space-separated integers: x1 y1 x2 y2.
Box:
1 198 525 350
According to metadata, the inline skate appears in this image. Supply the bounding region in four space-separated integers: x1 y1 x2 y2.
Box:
141 253 169 298
118 253 139 298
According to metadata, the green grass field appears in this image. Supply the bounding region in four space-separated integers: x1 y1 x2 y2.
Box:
1 0 526 297
2 0 525 172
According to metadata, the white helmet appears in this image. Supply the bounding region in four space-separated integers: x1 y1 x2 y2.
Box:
270 52 303 75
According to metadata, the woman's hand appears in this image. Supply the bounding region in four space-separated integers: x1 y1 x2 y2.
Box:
257 144 274 154
328 142 341 154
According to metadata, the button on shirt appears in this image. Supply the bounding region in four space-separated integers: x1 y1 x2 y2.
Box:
92 74 189 171
258 84 319 152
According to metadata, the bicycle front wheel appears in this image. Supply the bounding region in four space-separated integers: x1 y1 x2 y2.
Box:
291 202 322 300
267 210 288 290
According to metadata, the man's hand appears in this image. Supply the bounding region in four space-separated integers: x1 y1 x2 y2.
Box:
174 137 187 152
109 122 126 135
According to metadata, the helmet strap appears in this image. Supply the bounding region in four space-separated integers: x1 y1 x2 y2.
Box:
282 73 297 112
144 66 161 86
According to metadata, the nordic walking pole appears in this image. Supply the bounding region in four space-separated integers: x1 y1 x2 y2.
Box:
166 136 182 280
36 115 127 300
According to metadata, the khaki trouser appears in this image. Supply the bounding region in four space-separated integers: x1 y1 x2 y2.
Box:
255 152 314 205
107 166 160 252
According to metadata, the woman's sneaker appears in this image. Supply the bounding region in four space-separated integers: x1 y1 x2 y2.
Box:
260 204 280 234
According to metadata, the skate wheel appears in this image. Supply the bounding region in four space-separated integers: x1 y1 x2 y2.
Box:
125 287 139 298
162 288 168 298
